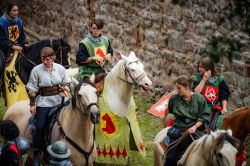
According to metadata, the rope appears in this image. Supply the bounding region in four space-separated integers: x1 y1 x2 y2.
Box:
163 131 204 159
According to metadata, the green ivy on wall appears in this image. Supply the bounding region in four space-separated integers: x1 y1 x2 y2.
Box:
202 36 242 63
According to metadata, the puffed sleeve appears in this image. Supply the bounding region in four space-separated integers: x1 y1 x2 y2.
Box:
76 43 89 65
197 95 210 128
218 80 230 100
26 67 39 93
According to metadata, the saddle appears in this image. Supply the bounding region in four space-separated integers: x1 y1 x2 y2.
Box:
28 100 70 149
209 109 222 131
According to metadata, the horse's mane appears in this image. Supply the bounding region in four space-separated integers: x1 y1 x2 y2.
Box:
71 80 96 109
213 132 239 151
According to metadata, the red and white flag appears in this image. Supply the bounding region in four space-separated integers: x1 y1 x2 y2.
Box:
147 91 176 117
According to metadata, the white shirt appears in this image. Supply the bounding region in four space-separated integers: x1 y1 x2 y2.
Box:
27 63 71 107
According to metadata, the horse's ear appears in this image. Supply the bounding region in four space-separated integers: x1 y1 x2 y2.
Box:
128 51 136 59
121 54 128 62
90 73 95 83
71 76 79 85
226 129 233 136
61 35 68 43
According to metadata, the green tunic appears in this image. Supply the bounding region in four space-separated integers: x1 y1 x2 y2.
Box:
170 93 210 131
193 73 223 111
76 36 109 80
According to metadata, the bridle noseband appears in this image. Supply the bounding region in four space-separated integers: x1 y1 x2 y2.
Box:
120 59 148 87
75 82 99 115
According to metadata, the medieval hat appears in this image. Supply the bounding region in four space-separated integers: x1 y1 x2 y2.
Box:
47 140 71 159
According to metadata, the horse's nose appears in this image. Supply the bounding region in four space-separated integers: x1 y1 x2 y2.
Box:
142 79 153 91
90 111 100 124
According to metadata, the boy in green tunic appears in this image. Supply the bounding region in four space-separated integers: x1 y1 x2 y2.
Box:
76 19 113 81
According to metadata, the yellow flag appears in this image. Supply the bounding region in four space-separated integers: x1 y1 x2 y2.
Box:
4 51 28 108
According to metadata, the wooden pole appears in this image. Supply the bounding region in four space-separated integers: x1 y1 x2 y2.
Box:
23 26 43 41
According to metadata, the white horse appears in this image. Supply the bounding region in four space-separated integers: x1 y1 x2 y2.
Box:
94 51 153 164
4 74 100 166
153 129 239 166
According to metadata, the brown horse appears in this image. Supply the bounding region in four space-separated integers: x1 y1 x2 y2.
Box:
222 107 250 155
3 75 100 166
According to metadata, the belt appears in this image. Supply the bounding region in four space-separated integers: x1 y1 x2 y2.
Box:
39 86 61 96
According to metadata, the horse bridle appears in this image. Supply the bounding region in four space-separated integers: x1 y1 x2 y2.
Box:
50 39 71 68
119 59 148 87
57 82 98 166
76 82 99 115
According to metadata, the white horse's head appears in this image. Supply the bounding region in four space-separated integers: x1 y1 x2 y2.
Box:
177 129 239 166
210 129 239 166
121 51 153 91
71 74 100 124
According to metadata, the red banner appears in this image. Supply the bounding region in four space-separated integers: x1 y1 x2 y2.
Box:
147 91 176 117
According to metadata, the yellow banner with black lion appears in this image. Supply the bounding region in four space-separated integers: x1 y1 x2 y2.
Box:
4 51 28 108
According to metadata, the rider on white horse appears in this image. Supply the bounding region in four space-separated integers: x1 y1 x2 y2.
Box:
164 75 210 166
76 18 113 81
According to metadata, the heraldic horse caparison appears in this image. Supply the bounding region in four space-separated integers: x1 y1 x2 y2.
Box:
3 74 100 166
94 51 153 165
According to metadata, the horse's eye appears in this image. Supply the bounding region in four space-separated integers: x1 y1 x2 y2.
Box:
131 69 135 72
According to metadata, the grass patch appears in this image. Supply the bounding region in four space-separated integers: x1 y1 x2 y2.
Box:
0 98 6 120
129 92 163 166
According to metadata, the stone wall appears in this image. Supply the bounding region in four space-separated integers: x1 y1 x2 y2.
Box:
16 0 250 107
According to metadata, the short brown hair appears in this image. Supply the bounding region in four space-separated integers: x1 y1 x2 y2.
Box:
198 56 217 76
40 47 56 60
7 2 18 15
90 19 104 29
175 75 193 89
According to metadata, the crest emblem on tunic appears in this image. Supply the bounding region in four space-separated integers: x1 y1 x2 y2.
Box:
204 86 217 102
8 25 19 42
94 45 107 66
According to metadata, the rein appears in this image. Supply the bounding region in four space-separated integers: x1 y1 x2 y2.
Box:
56 119 94 166
15 52 37 66
50 39 70 68
163 131 203 159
